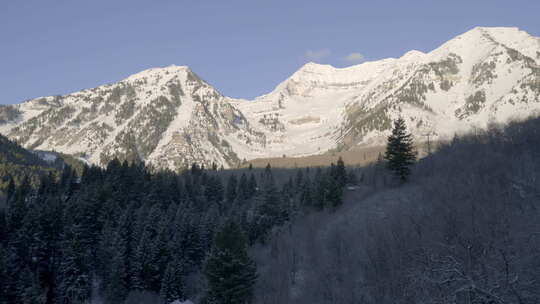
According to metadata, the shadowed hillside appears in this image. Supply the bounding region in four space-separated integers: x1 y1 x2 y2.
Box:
0 133 85 192
253 116 540 304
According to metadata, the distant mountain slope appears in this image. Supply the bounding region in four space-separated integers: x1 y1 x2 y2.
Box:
0 133 55 189
0 133 84 192
0 133 50 167
238 27 540 155
1 27 539 170
0 66 265 169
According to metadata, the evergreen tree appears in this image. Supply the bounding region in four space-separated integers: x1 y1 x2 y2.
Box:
203 222 257 304
172 207 205 267
335 157 347 187
282 176 295 199
295 169 304 188
59 165 77 199
6 176 31 234
247 174 257 198
106 158 122 176
300 175 313 208
3 246 26 303
24 196 64 304
205 176 224 204
0 245 11 303
384 117 416 182
37 172 57 196
237 173 250 201
264 163 272 176
191 163 201 176
104 234 129 304
225 174 238 204
20 267 46 304
131 205 164 291
146 216 171 291
5 177 15 204
0 208 5 246
102 208 135 303
58 224 92 304
160 258 186 303
325 174 343 208
312 168 326 210
66 192 102 265
259 174 286 236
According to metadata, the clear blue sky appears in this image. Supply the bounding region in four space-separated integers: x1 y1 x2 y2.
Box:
1 0 539 104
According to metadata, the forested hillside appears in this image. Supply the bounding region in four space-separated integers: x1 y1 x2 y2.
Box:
0 140 350 303
0 133 85 193
1 116 540 304
0 133 57 191
254 117 540 303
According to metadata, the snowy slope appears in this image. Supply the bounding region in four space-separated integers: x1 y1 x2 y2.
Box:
1 27 539 169
232 59 397 158
340 27 540 148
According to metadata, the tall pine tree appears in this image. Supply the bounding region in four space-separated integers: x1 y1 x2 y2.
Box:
335 156 347 187
160 257 186 303
384 117 416 182
226 174 238 204
58 224 92 304
203 221 257 304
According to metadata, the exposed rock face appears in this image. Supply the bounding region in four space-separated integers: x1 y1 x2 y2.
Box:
1 27 540 169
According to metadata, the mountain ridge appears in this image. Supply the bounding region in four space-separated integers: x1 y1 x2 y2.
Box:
1 26 539 169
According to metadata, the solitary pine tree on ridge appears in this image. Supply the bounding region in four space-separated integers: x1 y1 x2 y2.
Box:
384 117 416 182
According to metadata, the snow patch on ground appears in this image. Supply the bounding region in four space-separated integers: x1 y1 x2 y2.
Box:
170 300 193 304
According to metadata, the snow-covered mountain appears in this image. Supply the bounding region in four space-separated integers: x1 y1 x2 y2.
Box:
0 66 266 169
237 27 540 155
1 27 539 169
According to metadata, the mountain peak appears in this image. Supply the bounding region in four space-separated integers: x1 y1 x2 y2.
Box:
400 50 426 61
298 62 336 73
470 26 519 32
125 65 192 83
450 26 538 46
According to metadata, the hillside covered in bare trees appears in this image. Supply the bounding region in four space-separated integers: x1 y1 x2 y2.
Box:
253 116 540 304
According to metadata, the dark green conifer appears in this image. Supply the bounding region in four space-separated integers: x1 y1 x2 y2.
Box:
238 173 250 201
313 168 326 210
325 174 343 208
335 156 347 187
58 224 92 304
295 169 304 188
384 117 416 182
160 258 186 303
203 221 257 304
226 174 238 203
248 174 257 197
